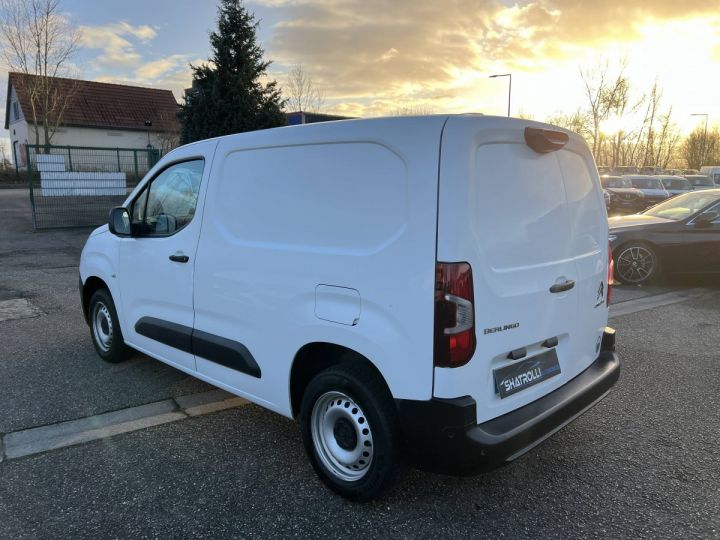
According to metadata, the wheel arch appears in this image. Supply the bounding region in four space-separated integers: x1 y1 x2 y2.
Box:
289 342 392 419
81 276 110 324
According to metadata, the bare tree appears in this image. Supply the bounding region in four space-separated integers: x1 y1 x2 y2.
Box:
0 139 11 170
580 59 628 159
682 126 720 169
0 0 80 147
155 111 182 154
546 108 591 139
284 63 325 113
389 105 436 116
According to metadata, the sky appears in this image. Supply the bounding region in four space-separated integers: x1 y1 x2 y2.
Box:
3 0 720 152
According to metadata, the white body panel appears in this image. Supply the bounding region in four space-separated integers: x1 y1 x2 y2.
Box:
80 114 610 427
192 118 445 414
433 116 609 423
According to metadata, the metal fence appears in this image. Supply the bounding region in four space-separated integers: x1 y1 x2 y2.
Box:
26 144 161 229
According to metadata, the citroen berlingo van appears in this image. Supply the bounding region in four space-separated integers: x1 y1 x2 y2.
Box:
80 115 620 501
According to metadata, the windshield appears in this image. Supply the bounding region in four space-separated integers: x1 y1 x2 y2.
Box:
688 176 713 187
643 191 720 220
602 177 632 188
662 178 690 190
631 177 663 189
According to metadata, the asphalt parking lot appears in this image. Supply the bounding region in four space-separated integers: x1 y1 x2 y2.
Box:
1 188 719 539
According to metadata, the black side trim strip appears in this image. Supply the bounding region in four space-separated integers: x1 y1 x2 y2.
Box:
134 317 261 379
192 329 262 379
135 317 193 354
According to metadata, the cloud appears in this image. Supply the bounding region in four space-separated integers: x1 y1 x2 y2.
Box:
135 54 190 80
258 0 720 116
79 22 158 68
93 56 204 101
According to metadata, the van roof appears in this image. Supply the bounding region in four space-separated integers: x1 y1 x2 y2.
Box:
174 113 573 146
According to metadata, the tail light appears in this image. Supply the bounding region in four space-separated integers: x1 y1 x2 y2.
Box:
434 262 476 367
607 242 614 305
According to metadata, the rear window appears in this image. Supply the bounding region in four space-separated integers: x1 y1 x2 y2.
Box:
688 176 713 186
631 178 663 189
662 178 690 190
473 144 600 268
602 177 632 188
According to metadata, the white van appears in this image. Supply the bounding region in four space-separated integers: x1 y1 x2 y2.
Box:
79 115 620 501
700 166 720 185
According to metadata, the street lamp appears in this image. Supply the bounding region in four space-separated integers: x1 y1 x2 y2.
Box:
691 113 708 168
144 120 153 149
489 73 512 117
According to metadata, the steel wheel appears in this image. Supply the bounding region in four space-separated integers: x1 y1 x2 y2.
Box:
615 245 656 284
92 301 113 353
310 391 374 482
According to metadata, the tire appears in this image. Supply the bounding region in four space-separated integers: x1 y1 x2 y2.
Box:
88 288 130 363
299 361 403 501
614 242 660 285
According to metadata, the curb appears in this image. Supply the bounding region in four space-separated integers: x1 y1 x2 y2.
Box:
609 288 709 319
1 389 249 461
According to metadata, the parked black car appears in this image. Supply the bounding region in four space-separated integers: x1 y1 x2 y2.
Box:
609 190 720 284
625 175 670 206
600 175 646 213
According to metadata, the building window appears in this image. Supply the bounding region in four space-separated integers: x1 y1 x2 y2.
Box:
13 101 20 120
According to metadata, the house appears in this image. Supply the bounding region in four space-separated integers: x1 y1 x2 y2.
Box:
4 73 181 168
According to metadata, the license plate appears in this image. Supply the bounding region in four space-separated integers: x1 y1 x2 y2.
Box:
494 349 561 399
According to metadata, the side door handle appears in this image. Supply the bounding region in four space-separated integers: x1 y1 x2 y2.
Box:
549 279 575 293
169 253 190 263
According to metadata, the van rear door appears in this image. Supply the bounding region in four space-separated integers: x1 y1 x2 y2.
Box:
434 116 609 424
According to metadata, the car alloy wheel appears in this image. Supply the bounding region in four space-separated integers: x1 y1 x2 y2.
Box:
615 245 656 284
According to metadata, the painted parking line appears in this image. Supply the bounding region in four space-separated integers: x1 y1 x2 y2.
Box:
1 389 249 462
609 288 709 319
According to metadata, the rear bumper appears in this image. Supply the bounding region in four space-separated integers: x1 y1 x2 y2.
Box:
396 336 620 475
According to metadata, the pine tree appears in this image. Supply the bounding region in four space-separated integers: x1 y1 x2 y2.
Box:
179 0 286 143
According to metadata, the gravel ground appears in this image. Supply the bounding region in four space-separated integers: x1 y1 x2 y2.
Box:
1 188 719 539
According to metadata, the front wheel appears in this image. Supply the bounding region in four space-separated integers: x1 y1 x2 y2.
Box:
614 243 659 284
299 362 402 501
88 288 130 363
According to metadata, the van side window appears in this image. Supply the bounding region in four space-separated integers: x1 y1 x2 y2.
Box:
130 159 204 237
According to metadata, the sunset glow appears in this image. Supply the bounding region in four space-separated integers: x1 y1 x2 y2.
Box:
2 0 720 143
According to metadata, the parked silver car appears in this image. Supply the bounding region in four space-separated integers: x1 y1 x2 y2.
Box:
684 175 715 191
659 175 692 196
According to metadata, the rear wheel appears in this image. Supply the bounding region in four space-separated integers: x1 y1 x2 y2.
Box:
614 243 659 284
299 362 402 501
88 288 130 363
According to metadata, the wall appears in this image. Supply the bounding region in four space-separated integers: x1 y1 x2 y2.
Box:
9 122 169 169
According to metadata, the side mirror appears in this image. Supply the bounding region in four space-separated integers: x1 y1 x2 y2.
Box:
108 207 131 236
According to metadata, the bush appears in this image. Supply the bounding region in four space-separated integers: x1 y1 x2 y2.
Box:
0 168 22 184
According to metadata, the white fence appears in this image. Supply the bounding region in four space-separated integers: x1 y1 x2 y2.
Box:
37 154 126 196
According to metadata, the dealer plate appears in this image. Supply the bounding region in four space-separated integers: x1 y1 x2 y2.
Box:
494 349 561 399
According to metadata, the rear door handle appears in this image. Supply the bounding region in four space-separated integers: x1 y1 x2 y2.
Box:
169 253 189 263
549 279 575 293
